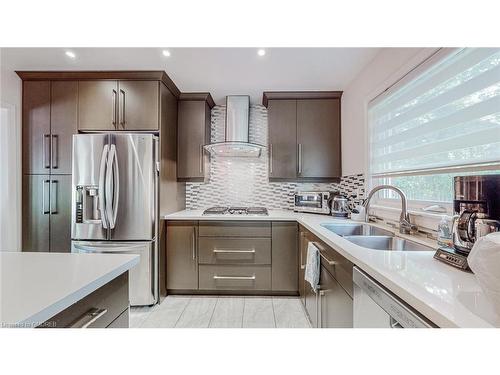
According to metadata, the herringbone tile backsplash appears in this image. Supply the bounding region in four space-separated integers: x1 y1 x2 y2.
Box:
186 104 364 210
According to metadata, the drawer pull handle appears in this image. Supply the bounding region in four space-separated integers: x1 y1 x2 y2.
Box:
68 308 108 328
213 249 256 254
213 275 256 280
319 251 338 266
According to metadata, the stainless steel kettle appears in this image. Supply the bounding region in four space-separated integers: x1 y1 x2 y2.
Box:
331 195 349 217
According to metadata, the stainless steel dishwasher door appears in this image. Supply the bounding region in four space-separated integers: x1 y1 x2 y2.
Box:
352 267 435 328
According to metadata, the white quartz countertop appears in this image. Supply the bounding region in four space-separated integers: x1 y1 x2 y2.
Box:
1 252 139 327
162 209 302 221
163 209 500 327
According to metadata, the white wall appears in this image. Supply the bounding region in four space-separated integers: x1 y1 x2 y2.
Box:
0 56 22 251
341 48 438 175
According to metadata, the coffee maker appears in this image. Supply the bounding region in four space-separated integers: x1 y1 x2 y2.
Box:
452 175 500 254
435 175 500 270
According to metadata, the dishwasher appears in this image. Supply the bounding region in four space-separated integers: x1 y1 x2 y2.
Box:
352 267 435 328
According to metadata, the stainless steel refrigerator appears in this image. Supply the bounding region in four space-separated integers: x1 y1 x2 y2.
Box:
71 133 159 306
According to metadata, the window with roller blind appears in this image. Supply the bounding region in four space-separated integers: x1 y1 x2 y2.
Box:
368 48 500 209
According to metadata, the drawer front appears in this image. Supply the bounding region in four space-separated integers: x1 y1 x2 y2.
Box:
199 237 271 265
199 265 271 290
317 243 354 297
107 308 129 328
198 221 271 237
43 272 129 328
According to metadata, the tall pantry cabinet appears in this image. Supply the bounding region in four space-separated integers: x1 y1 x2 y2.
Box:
22 80 77 252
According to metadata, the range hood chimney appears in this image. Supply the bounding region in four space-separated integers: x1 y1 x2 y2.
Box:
204 95 265 157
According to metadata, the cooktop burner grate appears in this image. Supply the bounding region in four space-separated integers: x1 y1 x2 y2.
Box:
202 206 268 216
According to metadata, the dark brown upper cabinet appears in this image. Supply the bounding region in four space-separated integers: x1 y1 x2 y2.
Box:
22 80 78 175
22 81 51 175
267 100 297 179
78 81 117 131
51 81 78 174
177 93 215 181
264 91 342 182
297 98 341 178
78 80 159 131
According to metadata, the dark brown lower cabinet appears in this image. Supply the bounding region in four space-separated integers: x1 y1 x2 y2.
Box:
271 222 298 292
22 174 72 253
166 221 198 290
299 226 353 328
41 272 129 328
166 220 298 295
319 265 353 328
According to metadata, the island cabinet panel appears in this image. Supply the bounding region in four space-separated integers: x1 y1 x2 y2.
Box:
166 221 199 290
271 222 298 292
41 272 129 328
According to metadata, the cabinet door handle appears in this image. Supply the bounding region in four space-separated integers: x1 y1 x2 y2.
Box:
43 134 51 169
119 89 125 128
269 143 273 175
42 179 50 215
297 143 302 175
68 308 108 328
50 180 58 214
213 275 256 280
51 135 58 169
112 89 117 127
213 249 256 254
192 227 197 260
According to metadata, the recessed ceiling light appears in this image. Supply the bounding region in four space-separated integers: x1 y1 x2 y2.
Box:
65 51 76 59
162 50 171 57
257 49 266 57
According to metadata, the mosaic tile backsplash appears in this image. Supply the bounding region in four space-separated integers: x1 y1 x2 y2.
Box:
185 104 365 210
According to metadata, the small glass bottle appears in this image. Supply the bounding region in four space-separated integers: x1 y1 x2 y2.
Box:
437 215 453 247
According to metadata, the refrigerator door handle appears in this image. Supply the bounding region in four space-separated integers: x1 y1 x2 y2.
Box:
99 144 110 229
111 144 120 228
106 144 119 229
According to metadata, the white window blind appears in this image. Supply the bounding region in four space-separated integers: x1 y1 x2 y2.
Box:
369 48 500 178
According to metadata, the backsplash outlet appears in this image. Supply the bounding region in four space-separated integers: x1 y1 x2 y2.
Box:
186 105 364 210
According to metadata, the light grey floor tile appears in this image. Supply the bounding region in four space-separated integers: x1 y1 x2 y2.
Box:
209 298 244 328
272 297 311 328
129 305 158 328
175 297 218 328
242 298 276 328
140 297 191 328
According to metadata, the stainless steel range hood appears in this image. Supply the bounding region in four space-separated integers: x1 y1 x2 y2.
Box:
204 95 265 157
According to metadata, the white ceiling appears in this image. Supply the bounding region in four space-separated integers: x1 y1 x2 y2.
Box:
1 48 380 104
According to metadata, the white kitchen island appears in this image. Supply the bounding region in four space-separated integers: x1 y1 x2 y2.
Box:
1 252 139 328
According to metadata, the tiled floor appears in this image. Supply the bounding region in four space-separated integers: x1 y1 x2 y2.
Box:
130 296 311 328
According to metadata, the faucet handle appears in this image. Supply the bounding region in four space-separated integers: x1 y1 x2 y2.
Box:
400 219 418 235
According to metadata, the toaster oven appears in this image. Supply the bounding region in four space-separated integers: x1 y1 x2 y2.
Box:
293 191 331 214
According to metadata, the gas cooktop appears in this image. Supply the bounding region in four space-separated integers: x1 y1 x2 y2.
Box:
202 206 268 216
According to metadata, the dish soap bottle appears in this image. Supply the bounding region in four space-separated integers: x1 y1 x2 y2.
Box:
437 216 453 247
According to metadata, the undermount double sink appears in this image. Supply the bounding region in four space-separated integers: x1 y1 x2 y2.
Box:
321 223 433 252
